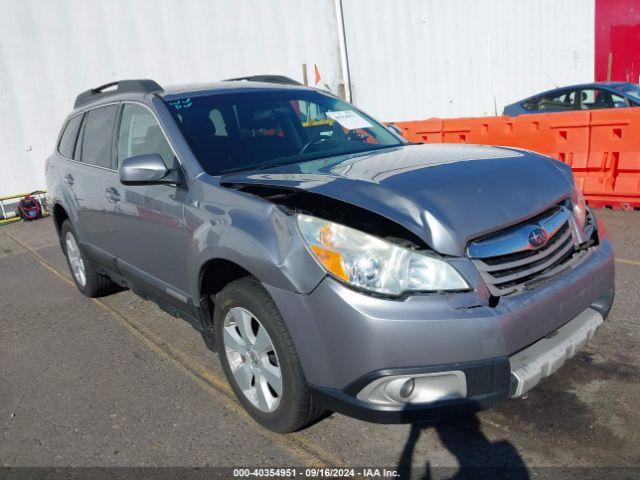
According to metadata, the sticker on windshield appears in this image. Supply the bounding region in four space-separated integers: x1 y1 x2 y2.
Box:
326 110 372 130
168 98 192 110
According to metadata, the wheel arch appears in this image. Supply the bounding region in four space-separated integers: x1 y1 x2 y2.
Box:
52 202 70 235
197 256 262 329
199 257 256 301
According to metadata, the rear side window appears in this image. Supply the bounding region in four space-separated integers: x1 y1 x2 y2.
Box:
538 90 577 111
57 114 83 158
80 105 118 168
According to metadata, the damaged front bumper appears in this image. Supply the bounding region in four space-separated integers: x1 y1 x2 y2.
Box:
308 304 608 424
265 234 615 423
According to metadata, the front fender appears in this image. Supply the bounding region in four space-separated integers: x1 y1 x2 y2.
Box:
190 198 325 298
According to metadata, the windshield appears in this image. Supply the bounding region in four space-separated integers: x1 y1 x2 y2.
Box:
165 89 402 174
611 83 640 102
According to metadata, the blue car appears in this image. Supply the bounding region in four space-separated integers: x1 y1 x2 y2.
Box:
503 82 640 116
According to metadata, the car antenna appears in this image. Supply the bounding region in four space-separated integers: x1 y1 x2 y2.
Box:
546 73 559 89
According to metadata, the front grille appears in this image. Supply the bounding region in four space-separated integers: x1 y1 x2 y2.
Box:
468 205 580 296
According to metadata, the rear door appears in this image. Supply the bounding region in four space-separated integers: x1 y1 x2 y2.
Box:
64 104 119 265
105 102 192 310
51 113 84 214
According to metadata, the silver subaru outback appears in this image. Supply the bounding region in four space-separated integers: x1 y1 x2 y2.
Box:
46 79 615 432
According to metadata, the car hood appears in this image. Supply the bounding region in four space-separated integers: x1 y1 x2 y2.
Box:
221 144 574 256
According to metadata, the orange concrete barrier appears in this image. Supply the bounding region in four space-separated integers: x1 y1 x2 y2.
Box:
582 109 640 210
391 108 640 210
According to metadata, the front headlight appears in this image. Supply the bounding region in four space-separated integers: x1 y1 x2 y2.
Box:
296 214 470 295
571 183 587 229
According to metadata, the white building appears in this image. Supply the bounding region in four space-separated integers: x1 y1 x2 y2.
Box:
0 0 594 196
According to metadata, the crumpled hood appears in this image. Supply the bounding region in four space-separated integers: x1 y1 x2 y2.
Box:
221 143 574 256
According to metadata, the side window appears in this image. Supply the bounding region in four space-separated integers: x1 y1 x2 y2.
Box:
538 90 577 111
117 104 175 168
581 89 627 110
209 109 228 136
80 105 118 168
57 114 83 158
292 99 328 123
611 93 628 108
581 89 604 109
522 98 540 111
291 99 334 138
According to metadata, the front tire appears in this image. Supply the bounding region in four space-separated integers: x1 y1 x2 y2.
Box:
214 277 327 432
60 220 118 297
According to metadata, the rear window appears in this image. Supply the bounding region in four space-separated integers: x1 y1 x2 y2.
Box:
57 114 83 158
79 105 118 168
611 83 640 103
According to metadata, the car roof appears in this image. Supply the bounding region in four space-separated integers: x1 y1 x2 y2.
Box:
72 78 320 113
160 80 315 100
554 81 628 89
543 81 633 94
70 75 329 115
508 82 636 107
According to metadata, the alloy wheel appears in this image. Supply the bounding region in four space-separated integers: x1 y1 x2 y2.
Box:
65 231 86 287
223 306 282 412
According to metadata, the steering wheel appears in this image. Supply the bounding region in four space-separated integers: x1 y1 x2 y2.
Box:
299 135 330 154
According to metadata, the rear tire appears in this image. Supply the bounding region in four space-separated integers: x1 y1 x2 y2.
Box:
60 220 119 297
214 277 328 432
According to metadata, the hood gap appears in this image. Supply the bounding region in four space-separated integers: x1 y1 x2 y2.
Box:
225 183 429 250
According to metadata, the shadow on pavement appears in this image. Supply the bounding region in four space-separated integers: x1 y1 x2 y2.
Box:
397 413 530 480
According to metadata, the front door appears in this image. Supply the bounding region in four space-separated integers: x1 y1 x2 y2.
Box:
105 103 193 310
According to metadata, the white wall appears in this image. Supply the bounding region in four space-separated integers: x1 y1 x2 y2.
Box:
0 0 343 196
0 0 595 196
342 0 595 120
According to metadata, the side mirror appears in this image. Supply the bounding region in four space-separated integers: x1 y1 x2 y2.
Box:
613 101 627 108
119 154 169 185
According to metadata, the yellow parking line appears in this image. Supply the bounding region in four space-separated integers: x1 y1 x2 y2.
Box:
616 258 640 267
4 232 341 468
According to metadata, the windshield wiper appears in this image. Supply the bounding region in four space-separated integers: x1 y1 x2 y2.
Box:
219 144 402 176
253 144 400 170
219 159 306 175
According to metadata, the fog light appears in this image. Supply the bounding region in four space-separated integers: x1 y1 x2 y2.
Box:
400 378 415 398
356 371 467 406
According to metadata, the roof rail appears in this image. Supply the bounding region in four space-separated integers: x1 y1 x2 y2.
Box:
74 79 163 108
224 75 302 86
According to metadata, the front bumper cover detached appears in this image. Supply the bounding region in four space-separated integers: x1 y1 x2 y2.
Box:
310 304 608 424
509 306 603 398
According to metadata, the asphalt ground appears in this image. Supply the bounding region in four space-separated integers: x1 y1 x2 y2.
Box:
1 210 639 479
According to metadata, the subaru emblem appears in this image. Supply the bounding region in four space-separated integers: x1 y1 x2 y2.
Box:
528 227 548 249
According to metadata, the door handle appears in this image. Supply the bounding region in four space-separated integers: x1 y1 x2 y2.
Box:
64 174 74 186
105 187 121 203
